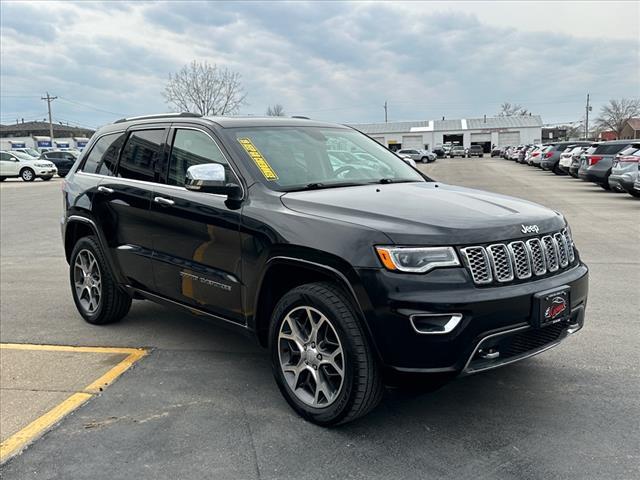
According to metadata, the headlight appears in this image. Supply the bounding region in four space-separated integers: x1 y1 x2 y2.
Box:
375 246 460 273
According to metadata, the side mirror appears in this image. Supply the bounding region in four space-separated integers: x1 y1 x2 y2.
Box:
184 163 242 200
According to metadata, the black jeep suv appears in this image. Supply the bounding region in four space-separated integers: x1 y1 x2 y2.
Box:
61 114 589 425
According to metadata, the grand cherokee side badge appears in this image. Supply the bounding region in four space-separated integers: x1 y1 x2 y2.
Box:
521 224 540 234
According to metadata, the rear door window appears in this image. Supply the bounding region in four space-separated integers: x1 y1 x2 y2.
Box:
117 130 165 182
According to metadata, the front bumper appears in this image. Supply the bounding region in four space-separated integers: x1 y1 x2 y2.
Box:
356 262 588 376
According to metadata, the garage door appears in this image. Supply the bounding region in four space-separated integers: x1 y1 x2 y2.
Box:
371 136 385 144
401 135 423 149
498 131 520 146
470 133 491 143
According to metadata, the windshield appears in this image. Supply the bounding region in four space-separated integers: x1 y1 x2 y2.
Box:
14 152 34 161
226 126 425 191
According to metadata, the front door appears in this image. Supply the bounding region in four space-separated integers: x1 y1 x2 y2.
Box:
0 152 20 176
149 127 244 324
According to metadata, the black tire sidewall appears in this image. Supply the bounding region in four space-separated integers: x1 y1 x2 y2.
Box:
69 237 108 324
269 286 363 425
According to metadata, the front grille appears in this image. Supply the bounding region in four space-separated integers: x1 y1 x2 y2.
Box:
460 230 575 286
501 323 566 358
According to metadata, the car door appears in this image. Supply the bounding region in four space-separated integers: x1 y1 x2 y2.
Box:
0 152 20 176
149 126 244 324
91 127 167 292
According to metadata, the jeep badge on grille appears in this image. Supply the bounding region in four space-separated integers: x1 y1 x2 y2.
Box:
521 224 540 234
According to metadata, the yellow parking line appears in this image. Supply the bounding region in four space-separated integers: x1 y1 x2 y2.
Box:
0 343 148 463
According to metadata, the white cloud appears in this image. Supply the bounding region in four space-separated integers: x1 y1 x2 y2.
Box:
1 0 638 128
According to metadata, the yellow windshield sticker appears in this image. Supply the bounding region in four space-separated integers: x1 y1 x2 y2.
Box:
238 138 279 181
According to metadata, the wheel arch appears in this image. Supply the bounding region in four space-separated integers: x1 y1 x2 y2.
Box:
252 256 379 357
64 215 124 284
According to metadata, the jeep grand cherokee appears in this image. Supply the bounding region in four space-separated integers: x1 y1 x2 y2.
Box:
61 113 588 426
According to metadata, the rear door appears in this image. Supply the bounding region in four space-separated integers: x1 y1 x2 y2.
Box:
149 126 244 324
93 127 168 291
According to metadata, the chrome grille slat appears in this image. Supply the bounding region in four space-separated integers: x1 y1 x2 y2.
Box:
462 230 575 285
526 238 547 275
508 241 532 279
460 247 493 284
486 244 514 282
542 235 559 272
554 232 569 267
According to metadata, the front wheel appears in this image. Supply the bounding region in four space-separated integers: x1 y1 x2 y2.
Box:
70 236 131 325
269 282 383 426
41 176 53 181
420 157 428 163
20 168 35 182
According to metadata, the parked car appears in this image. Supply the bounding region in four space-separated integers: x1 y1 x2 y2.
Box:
490 146 502 157
13 147 41 158
397 153 417 168
526 146 544 165
518 145 533 164
558 146 588 174
632 170 640 197
569 144 599 178
578 140 635 189
449 145 466 158
61 113 588 425
0 150 57 181
40 150 79 177
432 147 446 158
467 145 484 158
540 142 591 174
397 148 436 163
608 143 640 195
509 146 524 161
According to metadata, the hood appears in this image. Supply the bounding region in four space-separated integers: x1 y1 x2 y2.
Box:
281 182 565 245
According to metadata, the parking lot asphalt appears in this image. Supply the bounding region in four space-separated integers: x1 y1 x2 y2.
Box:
0 159 638 479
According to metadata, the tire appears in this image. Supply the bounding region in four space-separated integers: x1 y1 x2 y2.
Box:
480 154 484 158
41 176 53 181
269 282 383 426
629 191 640 198
20 168 35 182
420 157 428 163
69 236 131 325
0 177 5 182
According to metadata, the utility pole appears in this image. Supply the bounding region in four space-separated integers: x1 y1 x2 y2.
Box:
384 100 388 123
584 93 591 140
41 92 57 144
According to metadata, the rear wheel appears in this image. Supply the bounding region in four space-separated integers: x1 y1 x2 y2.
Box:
20 168 35 182
270 282 383 426
70 236 131 325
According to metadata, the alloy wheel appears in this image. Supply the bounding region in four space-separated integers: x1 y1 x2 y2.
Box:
278 306 345 407
73 249 102 314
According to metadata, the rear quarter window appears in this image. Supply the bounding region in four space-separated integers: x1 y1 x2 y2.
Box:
594 143 631 155
80 132 126 175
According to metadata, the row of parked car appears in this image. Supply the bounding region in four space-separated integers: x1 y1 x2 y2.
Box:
493 140 640 198
0 148 79 181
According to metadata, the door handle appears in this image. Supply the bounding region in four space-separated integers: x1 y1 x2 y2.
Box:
154 196 175 206
97 186 114 194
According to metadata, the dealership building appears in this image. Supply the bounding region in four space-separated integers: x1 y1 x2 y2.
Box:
0 121 94 151
351 115 543 152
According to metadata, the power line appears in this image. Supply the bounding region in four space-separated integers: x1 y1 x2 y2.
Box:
57 97 126 116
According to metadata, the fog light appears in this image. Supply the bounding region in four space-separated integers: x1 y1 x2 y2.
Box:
409 313 463 335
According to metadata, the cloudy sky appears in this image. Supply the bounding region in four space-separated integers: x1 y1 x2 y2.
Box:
1 1 638 129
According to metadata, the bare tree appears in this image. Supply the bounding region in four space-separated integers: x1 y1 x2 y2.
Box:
595 98 640 137
498 102 529 116
163 60 247 116
266 104 286 116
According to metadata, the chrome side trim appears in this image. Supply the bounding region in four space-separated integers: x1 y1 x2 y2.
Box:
131 287 250 330
409 313 463 335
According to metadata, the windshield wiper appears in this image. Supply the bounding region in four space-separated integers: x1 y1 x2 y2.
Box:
288 182 366 192
376 178 419 184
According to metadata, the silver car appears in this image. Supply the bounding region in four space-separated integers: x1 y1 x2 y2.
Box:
608 143 639 195
397 148 436 163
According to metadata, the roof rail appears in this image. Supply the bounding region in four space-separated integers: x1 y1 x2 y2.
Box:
291 115 310 120
114 112 202 124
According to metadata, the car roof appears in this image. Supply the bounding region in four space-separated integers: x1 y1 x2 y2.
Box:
105 113 348 132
